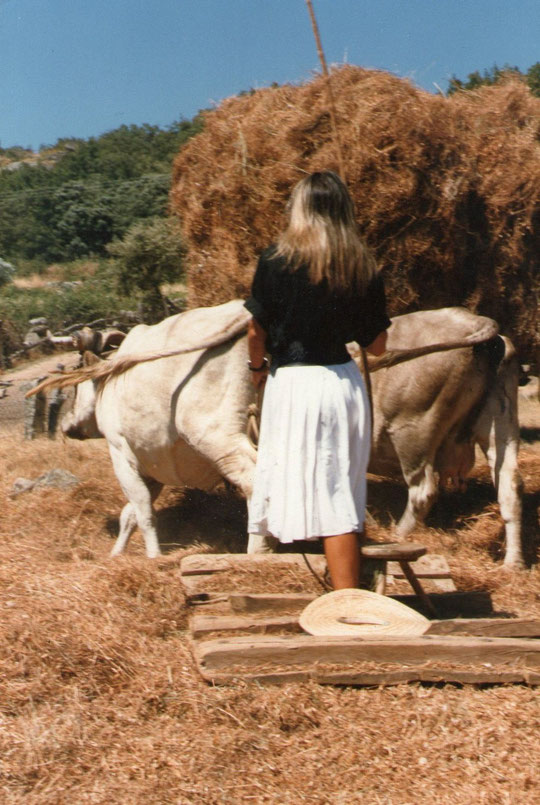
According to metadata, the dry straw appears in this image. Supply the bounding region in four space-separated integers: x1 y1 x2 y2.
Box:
0 416 539 802
171 66 540 361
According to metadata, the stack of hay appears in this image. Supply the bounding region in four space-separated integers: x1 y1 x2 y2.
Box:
171 65 540 362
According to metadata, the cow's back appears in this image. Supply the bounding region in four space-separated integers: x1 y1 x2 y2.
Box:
369 308 498 477
96 300 255 490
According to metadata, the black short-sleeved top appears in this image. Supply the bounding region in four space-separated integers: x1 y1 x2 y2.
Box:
245 246 391 368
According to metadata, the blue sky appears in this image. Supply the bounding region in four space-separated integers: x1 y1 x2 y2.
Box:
1 0 538 151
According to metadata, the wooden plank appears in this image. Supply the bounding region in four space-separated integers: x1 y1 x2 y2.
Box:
229 593 317 614
181 575 209 597
180 553 327 576
387 554 452 579
190 613 301 637
185 590 491 617
311 668 540 686
184 591 232 606
188 610 540 639
181 552 453 579
429 578 458 593
199 666 540 686
180 553 458 597
194 634 540 673
183 582 311 606
426 618 540 638
360 542 426 561
391 592 494 618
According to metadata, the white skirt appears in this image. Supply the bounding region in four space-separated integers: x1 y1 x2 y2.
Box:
247 361 371 543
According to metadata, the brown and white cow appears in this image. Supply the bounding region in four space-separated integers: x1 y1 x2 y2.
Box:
35 300 523 567
367 309 523 568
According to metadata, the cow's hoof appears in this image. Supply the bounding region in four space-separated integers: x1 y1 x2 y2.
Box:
501 559 527 571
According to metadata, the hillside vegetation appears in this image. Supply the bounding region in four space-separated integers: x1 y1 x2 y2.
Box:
0 118 202 270
0 120 200 339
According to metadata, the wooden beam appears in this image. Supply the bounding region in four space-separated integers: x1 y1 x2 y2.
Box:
194 634 540 673
426 618 540 638
198 665 540 686
387 554 453 579
181 552 454 578
228 593 317 613
186 590 492 617
190 613 302 638
180 553 327 575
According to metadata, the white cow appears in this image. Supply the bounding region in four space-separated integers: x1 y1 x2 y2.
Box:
45 300 523 567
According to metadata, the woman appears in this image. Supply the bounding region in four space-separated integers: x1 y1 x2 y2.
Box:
245 171 390 590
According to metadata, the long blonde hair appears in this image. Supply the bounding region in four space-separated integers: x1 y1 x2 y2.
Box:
275 171 376 292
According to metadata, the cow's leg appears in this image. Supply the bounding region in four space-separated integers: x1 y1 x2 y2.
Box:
111 479 163 557
246 531 279 554
198 434 278 553
474 413 524 570
473 342 524 569
396 463 438 537
108 444 163 558
111 502 137 557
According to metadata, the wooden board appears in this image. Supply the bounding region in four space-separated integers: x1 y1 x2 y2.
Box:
181 553 327 575
190 611 540 640
188 591 495 619
181 553 540 687
425 618 540 638
193 634 540 685
180 551 457 599
198 665 540 687
190 613 302 638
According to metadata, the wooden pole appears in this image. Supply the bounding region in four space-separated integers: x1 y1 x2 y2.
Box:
305 0 375 458
304 0 346 181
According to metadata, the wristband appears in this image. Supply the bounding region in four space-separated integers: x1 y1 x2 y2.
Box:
247 357 269 372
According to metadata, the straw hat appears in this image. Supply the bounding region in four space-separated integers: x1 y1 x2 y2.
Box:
299 588 430 637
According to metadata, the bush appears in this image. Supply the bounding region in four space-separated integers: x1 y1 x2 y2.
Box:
0 261 139 337
107 217 185 322
0 258 15 287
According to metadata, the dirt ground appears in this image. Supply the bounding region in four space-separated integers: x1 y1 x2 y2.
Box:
1 349 539 804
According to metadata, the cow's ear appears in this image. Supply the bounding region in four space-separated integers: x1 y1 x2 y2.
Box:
82 350 103 367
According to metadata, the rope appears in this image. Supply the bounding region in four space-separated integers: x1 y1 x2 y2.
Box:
301 552 333 593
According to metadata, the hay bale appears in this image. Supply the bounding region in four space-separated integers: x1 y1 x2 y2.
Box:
171 66 540 360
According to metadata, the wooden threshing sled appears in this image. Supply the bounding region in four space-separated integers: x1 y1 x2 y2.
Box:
180 546 540 686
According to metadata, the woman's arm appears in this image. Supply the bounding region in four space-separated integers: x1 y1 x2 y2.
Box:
366 330 387 356
247 318 269 388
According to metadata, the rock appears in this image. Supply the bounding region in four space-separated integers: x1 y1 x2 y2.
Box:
23 331 42 347
10 478 37 497
10 469 80 498
34 469 80 489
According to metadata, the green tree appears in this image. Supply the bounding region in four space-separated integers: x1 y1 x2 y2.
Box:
107 217 185 322
0 116 204 265
0 258 15 287
448 62 540 97
526 62 540 96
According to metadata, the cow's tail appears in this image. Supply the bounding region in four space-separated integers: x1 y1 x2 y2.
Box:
365 318 499 372
25 310 251 398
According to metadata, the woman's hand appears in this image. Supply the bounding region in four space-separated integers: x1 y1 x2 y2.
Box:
247 318 269 389
366 330 387 356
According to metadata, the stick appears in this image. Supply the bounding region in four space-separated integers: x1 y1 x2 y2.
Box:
305 0 346 180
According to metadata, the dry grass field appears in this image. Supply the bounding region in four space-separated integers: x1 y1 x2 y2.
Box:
0 354 539 804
